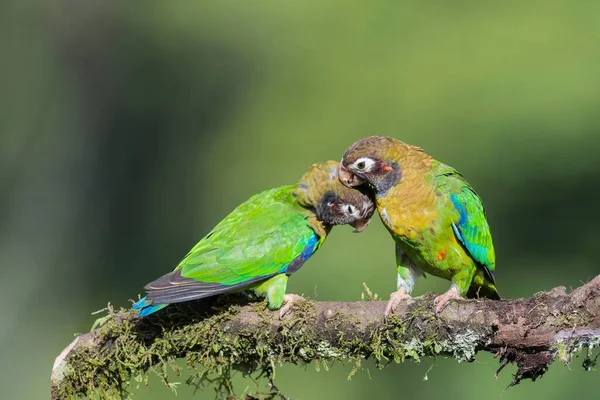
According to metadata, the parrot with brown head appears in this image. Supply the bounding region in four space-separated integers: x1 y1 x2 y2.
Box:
132 161 374 319
339 136 499 318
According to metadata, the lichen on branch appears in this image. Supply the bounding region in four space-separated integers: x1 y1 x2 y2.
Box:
51 276 600 399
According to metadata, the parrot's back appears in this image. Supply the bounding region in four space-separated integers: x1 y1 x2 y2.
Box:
133 185 322 316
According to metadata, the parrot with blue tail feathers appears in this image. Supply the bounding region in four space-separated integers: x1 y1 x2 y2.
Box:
338 136 499 319
132 161 374 318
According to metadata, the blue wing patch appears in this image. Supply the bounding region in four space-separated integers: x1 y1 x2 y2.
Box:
284 233 319 275
450 193 495 282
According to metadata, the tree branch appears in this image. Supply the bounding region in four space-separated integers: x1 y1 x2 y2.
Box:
51 275 600 399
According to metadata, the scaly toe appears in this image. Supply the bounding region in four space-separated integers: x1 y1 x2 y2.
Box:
384 290 411 322
434 290 462 316
279 294 305 319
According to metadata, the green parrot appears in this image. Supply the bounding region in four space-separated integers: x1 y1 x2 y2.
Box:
338 136 499 318
133 161 374 319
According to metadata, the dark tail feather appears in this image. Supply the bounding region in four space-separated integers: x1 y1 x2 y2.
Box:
467 283 500 300
133 269 277 316
143 269 276 304
467 267 500 300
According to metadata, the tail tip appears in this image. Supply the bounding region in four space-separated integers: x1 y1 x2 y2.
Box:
132 296 149 310
132 296 168 316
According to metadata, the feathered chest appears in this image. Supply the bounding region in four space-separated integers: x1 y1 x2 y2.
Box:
376 180 439 241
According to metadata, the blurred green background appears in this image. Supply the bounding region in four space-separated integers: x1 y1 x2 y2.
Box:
2 0 599 398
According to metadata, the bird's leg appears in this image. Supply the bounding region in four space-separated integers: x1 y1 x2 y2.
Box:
251 274 306 319
252 274 289 310
434 267 473 315
384 245 422 321
279 293 306 319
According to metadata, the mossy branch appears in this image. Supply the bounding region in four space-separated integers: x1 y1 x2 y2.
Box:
52 275 600 399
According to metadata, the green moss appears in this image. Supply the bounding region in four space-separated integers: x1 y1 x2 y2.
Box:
55 301 249 399
56 296 549 399
554 310 592 328
365 311 486 367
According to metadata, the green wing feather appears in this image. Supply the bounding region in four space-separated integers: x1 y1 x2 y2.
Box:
144 186 318 304
435 164 496 280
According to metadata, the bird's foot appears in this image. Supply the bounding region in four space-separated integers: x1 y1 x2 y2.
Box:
384 289 411 322
434 287 462 316
279 294 305 319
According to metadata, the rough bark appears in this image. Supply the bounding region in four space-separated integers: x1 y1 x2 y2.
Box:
51 276 600 399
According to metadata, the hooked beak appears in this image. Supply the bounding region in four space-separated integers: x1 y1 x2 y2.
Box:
338 164 365 187
350 218 370 233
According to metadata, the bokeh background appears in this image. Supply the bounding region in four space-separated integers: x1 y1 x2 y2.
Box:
2 1 599 398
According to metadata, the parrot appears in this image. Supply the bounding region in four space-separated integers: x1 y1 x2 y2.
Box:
132 160 375 319
338 136 499 318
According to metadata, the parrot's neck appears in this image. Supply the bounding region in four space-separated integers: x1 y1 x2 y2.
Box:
290 184 331 238
306 214 331 239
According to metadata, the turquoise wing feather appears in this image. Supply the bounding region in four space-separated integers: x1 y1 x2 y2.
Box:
437 165 496 280
139 186 319 306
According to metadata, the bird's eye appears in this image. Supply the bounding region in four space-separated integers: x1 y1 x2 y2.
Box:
345 205 355 215
353 158 374 171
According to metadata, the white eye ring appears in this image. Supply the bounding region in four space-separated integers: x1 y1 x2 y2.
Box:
352 157 375 171
344 204 359 217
